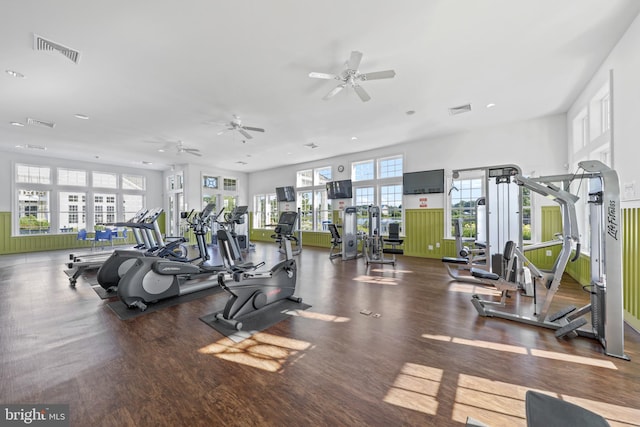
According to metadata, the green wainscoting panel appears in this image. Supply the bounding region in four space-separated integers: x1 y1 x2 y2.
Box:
541 205 562 241
250 228 275 242
0 212 135 255
249 228 332 248
623 207 640 331
404 209 445 258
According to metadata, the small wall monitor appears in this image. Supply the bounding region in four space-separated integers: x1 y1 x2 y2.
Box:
326 179 353 199
403 169 445 194
276 186 296 202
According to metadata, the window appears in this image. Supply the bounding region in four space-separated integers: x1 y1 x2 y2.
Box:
92 172 117 188
450 177 483 238
122 194 145 222
296 170 313 187
13 163 146 235
349 156 404 233
297 191 313 231
58 169 86 186
353 160 374 181
295 167 331 231
17 190 50 234
223 178 237 191
60 191 86 231
203 175 218 189
354 186 375 232
17 165 50 184
380 184 403 234
379 156 403 179
122 174 146 190
94 193 116 225
522 187 531 241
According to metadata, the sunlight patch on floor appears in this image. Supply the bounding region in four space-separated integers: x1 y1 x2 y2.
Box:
285 309 350 322
448 282 502 297
353 275 399 286
420 333 618 370
198 332 312 372
382 363 442 415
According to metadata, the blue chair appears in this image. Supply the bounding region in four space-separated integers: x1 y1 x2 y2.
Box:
112 228 128 244
77 229 88 242
93 229 113 250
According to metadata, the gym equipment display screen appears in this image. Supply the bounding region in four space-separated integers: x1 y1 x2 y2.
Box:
276 186 296 202
326 179 353 199
403 169 445 194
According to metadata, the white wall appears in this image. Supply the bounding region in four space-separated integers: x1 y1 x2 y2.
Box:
567 13 640 208
0 150 163 211
248 114 568 205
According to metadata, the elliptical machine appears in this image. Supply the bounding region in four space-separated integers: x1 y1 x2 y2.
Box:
214 211 302 331
115 203 227 311
96 205 217 291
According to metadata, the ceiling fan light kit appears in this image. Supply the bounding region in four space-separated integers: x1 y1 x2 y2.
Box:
309 50 396 102
217 115 265 140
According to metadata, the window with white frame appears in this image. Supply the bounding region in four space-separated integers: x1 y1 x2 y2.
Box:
351 155 404 234
253 194 279 229
13 163 146 235
58 168 87 186
60 191 86 231
17 164 50 184
223 178 237 191
295 167 332 231
122 174 146 190
450 176 483 239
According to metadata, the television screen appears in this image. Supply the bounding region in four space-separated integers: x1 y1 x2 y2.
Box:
276 186 296 202
403 169 445 195
326 179 353 199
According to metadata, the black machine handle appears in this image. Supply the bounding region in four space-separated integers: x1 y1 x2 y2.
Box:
571 243 581 262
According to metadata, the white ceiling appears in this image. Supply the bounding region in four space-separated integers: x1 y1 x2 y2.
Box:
2 0 639 173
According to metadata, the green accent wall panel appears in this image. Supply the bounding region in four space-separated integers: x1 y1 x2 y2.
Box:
541 206 562 241
404 209 444 258
623 208 640 329
300 231 331 248
0 212 135 255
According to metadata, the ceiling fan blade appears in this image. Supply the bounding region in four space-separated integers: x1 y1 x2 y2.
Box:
238 129 253 139
309 72 338 80
187 151 202 157
360 70 396 80
242 126 265 133
347 51 363 71
323 84 346 100
353 85 371 102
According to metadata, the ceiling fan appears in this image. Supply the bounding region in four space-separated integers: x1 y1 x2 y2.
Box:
309 51 396 102
149 140 202 157
217 115 265 140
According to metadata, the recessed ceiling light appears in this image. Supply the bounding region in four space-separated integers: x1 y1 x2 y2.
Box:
74 114 89 120
486 103 496 108
6 69 25 78
351 136 358 141
10 122 24 127
158 149 165 153
142 161 153 165
406 110 416 115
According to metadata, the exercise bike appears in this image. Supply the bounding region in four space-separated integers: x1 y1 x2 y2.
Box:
115 203 228 311
214 211 302 331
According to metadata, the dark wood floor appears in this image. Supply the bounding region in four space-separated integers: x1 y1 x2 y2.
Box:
1 244 639 427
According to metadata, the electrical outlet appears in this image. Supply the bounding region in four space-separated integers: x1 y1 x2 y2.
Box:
436 242 440 248
546 250 552 256
428 245 433 250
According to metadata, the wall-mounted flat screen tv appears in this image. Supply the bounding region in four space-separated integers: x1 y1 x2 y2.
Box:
275 186 296 202
403 169 445 194
326 179 353 199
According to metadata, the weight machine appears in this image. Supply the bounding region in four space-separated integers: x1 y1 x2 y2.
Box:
470 160 628 360
363 205 400 266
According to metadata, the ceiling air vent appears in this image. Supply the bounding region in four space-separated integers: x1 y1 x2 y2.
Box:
27 117 56 129
33 33 81 64
448 103 472 116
